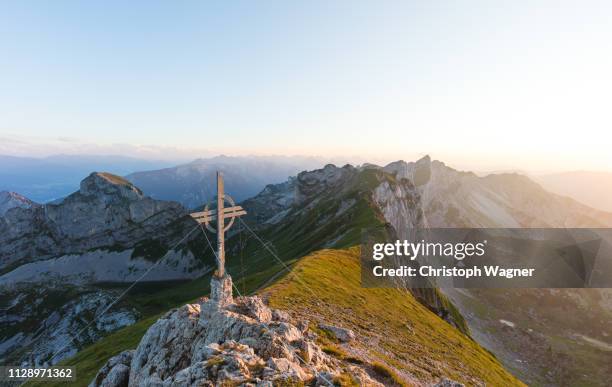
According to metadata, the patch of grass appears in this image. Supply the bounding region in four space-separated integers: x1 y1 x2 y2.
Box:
264 248 524 386
313 326 340 344
345 356 363 365
332 372 360 386
371 361 406 386
321 344 347 358
97 172 134 188
205 355 226 368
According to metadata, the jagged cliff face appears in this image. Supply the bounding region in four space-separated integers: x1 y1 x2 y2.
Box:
241 163 391 254
383 155 612 228
377 158 612 386
371 175 423 238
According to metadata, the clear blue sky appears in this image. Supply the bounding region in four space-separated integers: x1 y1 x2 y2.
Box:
1 1 611 171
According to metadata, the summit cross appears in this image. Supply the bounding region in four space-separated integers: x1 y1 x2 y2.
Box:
190 172 247 278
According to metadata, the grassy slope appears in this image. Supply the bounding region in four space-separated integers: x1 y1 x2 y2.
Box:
264 248 524 386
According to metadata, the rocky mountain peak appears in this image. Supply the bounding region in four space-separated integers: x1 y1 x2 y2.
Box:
295 164 358 205
80 172 143 200
0 191 36 216
91 275 383 386
0 172 186 270
418 154 431 164
384 156 433 187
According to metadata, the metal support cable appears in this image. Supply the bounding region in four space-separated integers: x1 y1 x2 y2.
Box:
39 223 201 366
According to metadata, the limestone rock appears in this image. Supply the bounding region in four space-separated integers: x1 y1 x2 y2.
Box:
129 304 202 386
346 365 385 386
271 309 290 322
210 274 233 307
0 191 36 216
434 377 465 387
319 323 356 343
89 350 134 387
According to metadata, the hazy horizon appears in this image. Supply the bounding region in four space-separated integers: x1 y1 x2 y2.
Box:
3 138 612 176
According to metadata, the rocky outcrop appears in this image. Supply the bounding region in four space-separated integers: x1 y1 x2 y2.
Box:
242 178 296 225
0 191 36 216
435 378 465 387
243 164 366 228
295 164 358 206
91 275 383 386
0 172 188 270
319 324 355 343
89 350 134 387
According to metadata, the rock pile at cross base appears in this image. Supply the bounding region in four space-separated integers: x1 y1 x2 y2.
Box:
89 275 383 386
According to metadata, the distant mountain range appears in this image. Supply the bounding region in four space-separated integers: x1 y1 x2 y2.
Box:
534 171 612 212
5 153 612 214
0 154 327 208
125 155 326 209
0 154 179 203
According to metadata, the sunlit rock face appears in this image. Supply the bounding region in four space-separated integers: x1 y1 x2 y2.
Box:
381 155 612 228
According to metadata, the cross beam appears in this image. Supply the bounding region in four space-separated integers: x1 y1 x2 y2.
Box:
190 207 247 224
190 172 246 278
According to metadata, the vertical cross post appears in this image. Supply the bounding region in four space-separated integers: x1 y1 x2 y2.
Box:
190 171 247 282
216 171 225 277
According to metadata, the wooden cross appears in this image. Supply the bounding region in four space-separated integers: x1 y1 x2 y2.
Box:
190 172 247 278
